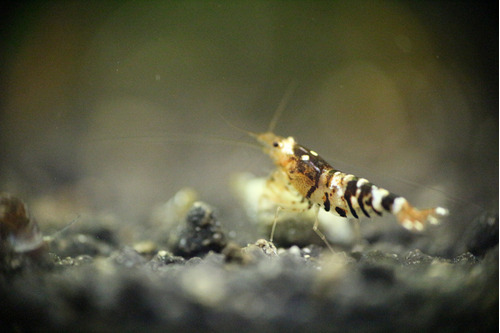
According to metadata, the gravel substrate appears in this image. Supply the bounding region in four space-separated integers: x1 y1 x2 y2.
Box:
1 196 497 332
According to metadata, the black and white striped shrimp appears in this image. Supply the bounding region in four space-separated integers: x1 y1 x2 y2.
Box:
254 132 448 244
233 82 449 249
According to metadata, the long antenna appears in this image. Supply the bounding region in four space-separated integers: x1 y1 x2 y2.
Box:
43 214 81 242
217 113 259 140
86 132 261 150
267 79 299 132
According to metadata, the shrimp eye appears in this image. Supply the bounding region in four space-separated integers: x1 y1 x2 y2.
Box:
272 142 279 148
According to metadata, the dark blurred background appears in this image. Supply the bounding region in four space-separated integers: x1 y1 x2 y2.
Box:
0 1 497 241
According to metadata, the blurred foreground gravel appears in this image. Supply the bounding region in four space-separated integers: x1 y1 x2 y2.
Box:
0 195 497 333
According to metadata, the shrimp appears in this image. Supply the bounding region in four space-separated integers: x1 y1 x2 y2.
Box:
255 132 449 246
235 82 449 249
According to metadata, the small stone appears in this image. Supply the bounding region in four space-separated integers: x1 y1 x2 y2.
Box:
254 238 278 256
222 241 248 264
403 249 434 266
170 202 228 258
241 239 278 261
133 240 158 256
110 246 146 267
147 250 185 270
359 250 400 266
452 252 479 265
465 211 498 256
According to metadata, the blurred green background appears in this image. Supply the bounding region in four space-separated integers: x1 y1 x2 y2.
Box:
0 1 497 239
